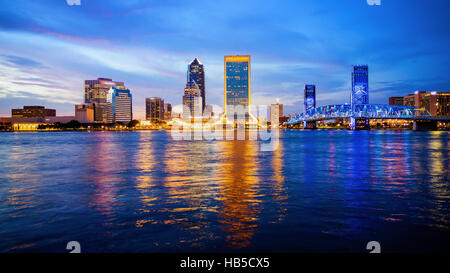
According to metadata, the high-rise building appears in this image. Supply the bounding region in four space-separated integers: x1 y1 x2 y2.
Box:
85 78 125 122
183 80 202 121
304 84 316 112
164 103 172 120
187 58 205 112
270 102 283 127
11 106 56 118
351 65 369 106
106 86 132 123
224 55 251 120
75 104 95 123
146 97 164 122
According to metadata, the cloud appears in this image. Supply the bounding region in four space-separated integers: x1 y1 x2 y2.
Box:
0 0 449 117
1 54 44 68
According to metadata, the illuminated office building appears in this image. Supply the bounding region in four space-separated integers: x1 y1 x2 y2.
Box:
304 84 316 112
403 91 450 117
224 55 251 120
183 80 202 121
187 58 205 112
106 86 132 123
351 65 369 106
270 102 283 127
146 97 164 122
11 106 56 118
85 77 125 122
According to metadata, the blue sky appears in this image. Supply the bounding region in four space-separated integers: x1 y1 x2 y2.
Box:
0 0 449 118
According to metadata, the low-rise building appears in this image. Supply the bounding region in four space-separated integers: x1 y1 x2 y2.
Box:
389 97 404 105
75 104 95 123
164 103 172 120
12 106 56 118
402 91 450 117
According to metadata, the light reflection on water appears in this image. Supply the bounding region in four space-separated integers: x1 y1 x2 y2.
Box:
0 130 449 252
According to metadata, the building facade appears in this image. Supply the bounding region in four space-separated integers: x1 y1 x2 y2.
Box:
187 58 206 112
146 97 164 122
304 84 316 112
389 97 404 105
183 80 202 121
204 105 214 118
164 103 172 120
403 91 450 117
270 103 283 127
75 104 95 123
12 106 56 118
351 65 369 106
106 86 132 123
85 78 125 122
224 55 251 120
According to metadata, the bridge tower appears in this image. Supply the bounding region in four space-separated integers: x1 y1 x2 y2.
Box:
304 84 316 112
351 65 369 105
303 84 317 129
351 65 370 130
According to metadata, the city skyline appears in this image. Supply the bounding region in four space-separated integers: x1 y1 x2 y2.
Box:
0 1 450 257
0 0 449 119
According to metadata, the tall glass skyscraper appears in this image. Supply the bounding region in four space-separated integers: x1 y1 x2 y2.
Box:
351 65 369 106
224 55 250 119
187 58 205 112
85 78 124 122
183 80 202 122
304 84 316 112
106 86 132 123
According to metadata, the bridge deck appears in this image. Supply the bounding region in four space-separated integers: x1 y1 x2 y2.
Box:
287 104 450 125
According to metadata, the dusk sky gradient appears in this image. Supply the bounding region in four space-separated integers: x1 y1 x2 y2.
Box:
0 0 449 118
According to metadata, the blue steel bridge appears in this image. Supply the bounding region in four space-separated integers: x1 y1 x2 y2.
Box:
286 104 450 130
287 66 450 130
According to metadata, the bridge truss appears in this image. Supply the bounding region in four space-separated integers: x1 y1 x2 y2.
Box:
286 104 448 125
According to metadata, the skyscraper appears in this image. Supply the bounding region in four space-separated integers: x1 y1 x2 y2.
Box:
146 97 164 122
351 65 369 106
270 102 283 127
183 80 202 122
304 84 316 112
106 86 132 123
85 78 125 122
187 58 206 112
224 55 251 120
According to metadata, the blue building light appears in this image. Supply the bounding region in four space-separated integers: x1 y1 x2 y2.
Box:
351 65 369 106
304 84 316 112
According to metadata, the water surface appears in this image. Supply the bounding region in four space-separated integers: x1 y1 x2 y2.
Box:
0 130 449 252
